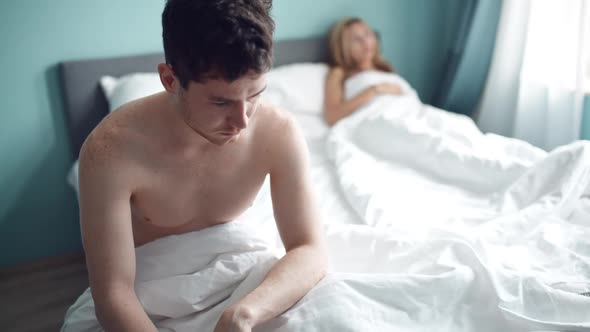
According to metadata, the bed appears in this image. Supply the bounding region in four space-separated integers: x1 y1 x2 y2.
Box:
59 36 590 331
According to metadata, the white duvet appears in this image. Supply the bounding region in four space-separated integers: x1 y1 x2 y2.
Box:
63 66 590 331
324 70 590 330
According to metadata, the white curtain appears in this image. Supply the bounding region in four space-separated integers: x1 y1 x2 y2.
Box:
476 0 589 151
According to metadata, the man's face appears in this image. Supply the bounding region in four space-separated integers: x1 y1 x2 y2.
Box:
177 72 267 145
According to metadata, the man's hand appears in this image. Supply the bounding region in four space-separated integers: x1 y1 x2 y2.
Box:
213 305 253 332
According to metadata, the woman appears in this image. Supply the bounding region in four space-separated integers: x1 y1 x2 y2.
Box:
324 18 406 126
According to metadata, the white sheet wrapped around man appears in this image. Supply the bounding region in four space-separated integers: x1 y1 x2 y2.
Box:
61 221 278 332
326 70 590 330
62 217 561 332
62 215 590 331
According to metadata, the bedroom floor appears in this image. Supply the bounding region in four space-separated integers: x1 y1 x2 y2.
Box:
0 255 88 332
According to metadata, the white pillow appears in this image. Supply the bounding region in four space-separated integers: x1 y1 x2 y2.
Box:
67 160 80 199
99 64 329 114
100 72 164 112
263 62 329 115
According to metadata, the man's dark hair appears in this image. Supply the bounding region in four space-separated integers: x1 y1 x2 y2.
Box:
162 0 275 88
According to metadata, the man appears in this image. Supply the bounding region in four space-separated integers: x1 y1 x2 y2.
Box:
77 0 327 331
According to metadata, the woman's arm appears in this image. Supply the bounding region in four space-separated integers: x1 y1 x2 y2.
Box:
323 67 403 126
324 67 376 126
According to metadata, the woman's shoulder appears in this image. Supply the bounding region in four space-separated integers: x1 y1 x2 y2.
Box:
325 66 347 85
328 66 368 81
327 66 345 75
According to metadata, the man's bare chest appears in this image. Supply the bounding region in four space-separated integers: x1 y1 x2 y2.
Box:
129 150 268 244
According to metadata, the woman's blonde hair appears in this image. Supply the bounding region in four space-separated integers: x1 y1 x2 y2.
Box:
328 17 394 73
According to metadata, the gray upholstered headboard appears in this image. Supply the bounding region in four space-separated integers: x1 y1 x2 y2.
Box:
59 36 329 158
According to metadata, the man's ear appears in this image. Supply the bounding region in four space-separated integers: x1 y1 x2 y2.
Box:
158 63 179 93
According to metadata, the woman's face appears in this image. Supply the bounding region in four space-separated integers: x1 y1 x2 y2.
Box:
344 21 377 68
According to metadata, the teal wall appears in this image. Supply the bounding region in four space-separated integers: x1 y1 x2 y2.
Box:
0 1 166 268
0 0 463 268
582 97 590 140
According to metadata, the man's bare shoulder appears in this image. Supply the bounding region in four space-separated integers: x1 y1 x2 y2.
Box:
255 102 298 134
79 95 157 173
254 102 306 166
253 102 302 147
81 112 130 164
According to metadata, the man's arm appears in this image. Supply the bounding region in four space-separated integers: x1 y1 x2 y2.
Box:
78 135 158 332
215 114 328 331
